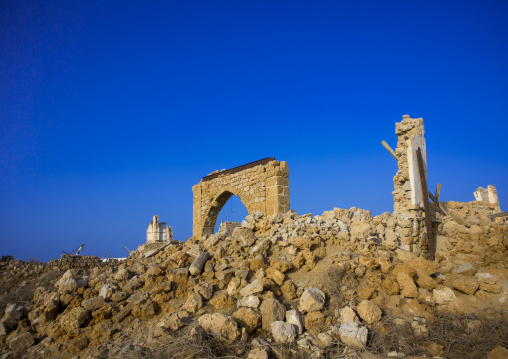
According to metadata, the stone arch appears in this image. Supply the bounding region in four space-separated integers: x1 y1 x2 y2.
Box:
200 185 253 238
192 158 290 240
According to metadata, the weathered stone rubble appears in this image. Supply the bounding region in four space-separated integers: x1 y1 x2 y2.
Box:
1 202 507 358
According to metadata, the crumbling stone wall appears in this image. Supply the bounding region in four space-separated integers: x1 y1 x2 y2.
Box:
192 159 290 240
49 255 106 270
146 215 173 243
474 185 501 211
391 115 428 254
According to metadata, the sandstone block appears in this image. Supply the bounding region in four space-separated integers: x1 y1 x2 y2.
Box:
82 296 104 311
237 295 260 309
433 287 456 305
240 279 264 297
339 306 357 323
357 300 382 324
304 311 326 330
259 298 286 332
397 272 419 298
452 263 477 276
299 287 325 313
269 258 293 272
488 346 508 359
194 281 213 300
281 280 298 300
146 265 165 276
381 275 400 295
271 321 297 343
233 227 257 246
9 332 34 353
247 348 269 359
232 307 262 334
316 332 333 348
452 275 479 295
286 309 303 335
336 322 367 348
266 267 285 286
416 272 437 291
198 313 240 343
184 293 203 313
210 291 236 310
60 307 90 332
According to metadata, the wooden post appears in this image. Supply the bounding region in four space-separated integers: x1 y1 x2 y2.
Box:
381 140 399 161
416 147 435 260
435 183 441 202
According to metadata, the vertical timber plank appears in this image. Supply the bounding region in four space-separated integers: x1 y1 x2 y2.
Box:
416 147 435 260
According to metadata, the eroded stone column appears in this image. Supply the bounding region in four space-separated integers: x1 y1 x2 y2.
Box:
392 115 428 253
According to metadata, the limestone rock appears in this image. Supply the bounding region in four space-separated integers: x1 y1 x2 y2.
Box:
452 275 479 295
433 287 456 305
452 263 477 276
304 311 326 330
198 313 240 343
233 227 257 246
318 332 334 347
269 258 293 273
381 275 400 295
271 321 297 343
194 281 213 300
259 298 286 332
357 300 382 324
240 279 264 297
281 280 298 300
397 272 419 298
232 307 262 334
298 287 325 313
488 346 508 359
184 293 203 313
416 272 437 291
247 347 269 359
237 295 260 309
9 332 34 353
98 284 116 301
82 296 104 312
266 267 285 286
339 306 357 323
286 309 303 335
146 265 165 276
209 291 236 310
59 307 90 332
336 321 368 348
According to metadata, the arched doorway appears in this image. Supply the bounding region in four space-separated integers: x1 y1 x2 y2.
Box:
192 158 290 240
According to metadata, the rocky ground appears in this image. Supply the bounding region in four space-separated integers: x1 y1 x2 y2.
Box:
1 202 508 359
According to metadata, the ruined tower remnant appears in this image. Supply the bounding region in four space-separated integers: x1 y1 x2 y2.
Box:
146 215 173 243
474 185 501 211
392 115 428 253
192 158 290 240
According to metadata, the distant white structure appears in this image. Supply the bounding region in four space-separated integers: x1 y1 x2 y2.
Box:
146 215 173 243
474 185 500 211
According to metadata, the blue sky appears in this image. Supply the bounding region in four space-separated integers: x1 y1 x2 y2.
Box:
1 0 507 261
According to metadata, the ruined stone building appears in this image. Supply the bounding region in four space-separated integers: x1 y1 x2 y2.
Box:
192 158 290 240
146 215 173 243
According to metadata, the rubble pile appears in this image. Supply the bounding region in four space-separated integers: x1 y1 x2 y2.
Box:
1 202 507 358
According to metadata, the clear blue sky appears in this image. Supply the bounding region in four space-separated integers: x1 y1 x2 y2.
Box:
1 1 507 261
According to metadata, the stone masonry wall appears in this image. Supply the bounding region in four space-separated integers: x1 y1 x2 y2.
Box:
392 115 428 254
192 160 290 240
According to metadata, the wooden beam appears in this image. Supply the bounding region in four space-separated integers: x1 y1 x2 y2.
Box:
416 147 435 261
435 183 441 202
488 211 508 219
381 140 399 161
